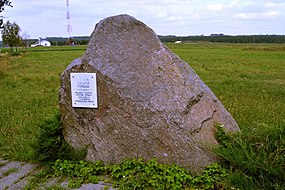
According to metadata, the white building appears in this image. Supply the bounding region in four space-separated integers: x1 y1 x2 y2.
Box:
31 38 51 47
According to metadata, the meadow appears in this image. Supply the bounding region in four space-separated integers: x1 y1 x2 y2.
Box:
168 43 285 129
0 45 86 160
0 43 284 189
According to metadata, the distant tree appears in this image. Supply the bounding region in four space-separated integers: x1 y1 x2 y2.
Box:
0 0 12 13
2 20 21 52
21 30 30 50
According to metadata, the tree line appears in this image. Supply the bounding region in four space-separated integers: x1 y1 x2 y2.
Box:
35 34 285 46
158 34 285 44
40 35 285 46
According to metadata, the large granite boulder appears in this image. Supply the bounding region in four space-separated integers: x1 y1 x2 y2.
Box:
59 14 239 173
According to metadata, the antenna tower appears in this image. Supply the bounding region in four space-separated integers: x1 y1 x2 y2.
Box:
66 0 72 38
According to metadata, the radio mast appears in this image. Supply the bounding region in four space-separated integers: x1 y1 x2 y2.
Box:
66 0 72 39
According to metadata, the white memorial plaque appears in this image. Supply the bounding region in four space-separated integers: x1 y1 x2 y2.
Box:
70 73 98 108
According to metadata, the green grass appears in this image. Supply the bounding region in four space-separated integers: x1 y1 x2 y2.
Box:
0 46 86 160
3 167 19 176
169 43 285 128
215 123 285 189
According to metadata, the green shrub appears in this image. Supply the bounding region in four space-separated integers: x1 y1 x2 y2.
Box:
0 48 22 55
32 111 87 164
0 48 10 53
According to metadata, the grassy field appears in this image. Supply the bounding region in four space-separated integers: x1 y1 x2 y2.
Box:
0 43 284 188
0 46 86 160
169 43 285 129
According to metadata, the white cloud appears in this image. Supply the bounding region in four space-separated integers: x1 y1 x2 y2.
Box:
234 13 259 20
263 11 280 17
264 2 285 8
207 3 225 11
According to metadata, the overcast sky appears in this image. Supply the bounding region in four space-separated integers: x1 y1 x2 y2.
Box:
2 0 285 39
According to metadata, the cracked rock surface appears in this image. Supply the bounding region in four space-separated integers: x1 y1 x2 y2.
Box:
59 14 239 173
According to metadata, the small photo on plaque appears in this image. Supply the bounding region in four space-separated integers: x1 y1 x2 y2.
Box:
70 73 98 108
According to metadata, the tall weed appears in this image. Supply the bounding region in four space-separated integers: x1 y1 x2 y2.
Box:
215 123 285 189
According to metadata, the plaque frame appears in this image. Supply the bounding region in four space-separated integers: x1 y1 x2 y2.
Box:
70 73 98 108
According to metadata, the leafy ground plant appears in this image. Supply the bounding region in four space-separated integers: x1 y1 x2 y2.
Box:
110 158 229 190
37 158 229 190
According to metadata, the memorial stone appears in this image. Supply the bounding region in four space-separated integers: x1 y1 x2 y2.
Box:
59 14 239 173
